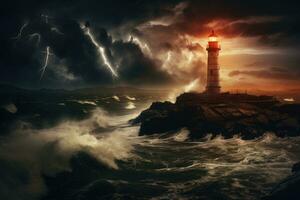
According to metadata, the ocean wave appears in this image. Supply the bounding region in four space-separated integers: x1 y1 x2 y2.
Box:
1 110 299 200
71 100 97 106
112 95 120 101
2 103 18 114
139 139 297 199
136 131 300 190
0 108 140 199
125 102 136 110
125 95 136 101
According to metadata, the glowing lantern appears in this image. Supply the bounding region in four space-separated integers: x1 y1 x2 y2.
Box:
208 30 218 42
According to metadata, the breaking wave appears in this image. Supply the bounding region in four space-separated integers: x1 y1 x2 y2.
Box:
125 95 136 101
125 101 136 110
112 95 120 101
71 100 97 106
2 103 18 113
0 108 140 200
135 131 300 199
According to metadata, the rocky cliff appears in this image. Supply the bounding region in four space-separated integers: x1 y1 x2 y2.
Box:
132 92 300 139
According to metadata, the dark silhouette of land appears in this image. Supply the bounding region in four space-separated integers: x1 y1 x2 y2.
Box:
133 92 300 139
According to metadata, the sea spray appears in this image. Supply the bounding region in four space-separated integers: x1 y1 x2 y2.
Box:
0 108 140 199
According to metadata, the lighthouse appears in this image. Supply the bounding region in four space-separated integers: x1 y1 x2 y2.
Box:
206 30 221 94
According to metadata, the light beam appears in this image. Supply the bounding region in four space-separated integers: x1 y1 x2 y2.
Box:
184 78 199 92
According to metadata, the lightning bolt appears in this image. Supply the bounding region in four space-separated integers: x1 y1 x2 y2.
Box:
85 28 118 78
129 35 152 56
162 51 172 69
40 46 52 80
51 27 64 35
12 21 29 40
28 33 41 46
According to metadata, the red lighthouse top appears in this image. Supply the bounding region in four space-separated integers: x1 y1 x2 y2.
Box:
207 30 220 50
208 30 218 42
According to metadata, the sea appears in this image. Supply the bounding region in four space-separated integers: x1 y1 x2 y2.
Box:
0 91 299 200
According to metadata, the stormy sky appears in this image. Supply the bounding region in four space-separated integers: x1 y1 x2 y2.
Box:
1 0 300 91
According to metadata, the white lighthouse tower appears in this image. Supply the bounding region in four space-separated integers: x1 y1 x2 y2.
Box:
206 30 221 94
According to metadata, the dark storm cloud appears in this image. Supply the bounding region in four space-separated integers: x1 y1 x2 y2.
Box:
1 0 300 88
111 40 172 85
167 0 300 46
0 17 113 87
0 0 178 88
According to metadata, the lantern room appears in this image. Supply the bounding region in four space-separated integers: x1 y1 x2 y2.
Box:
209 30 218 42
207 30 220 50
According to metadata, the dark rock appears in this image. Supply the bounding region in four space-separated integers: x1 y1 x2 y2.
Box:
262 162 300 200
132 92 300 139
292 162 300 173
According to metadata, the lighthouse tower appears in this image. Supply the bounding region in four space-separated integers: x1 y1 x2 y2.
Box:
206 30 221 94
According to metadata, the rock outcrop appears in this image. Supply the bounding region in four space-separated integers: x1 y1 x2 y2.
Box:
132 92 300 139
263 162 300 200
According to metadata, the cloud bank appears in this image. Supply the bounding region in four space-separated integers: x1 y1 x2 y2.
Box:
1 0 300 89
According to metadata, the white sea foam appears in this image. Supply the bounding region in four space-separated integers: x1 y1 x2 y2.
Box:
72 100 97 106
125 102 136 109
125 95 136 101
112 95 120 101
139 131 300 190
283 98 294 102
172 128 189 142
2 103 18 113
0 108 140 199
1 108 300 200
